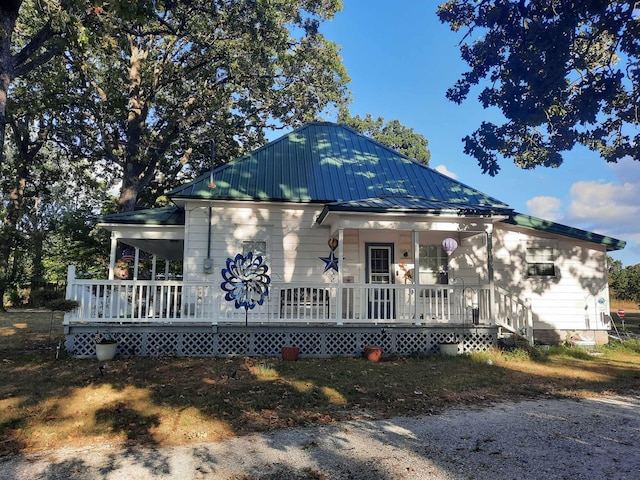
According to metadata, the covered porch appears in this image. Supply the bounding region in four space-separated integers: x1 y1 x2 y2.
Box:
63 267 533 357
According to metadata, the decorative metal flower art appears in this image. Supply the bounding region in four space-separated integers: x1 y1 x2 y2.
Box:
221 252 271 310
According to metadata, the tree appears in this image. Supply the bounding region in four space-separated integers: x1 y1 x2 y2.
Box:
437 1 640 175
609 257 640 304
0 1 153 307
69 0 350 212
337 110 431 165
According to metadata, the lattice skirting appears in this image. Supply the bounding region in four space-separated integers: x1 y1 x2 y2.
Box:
65 324 497 359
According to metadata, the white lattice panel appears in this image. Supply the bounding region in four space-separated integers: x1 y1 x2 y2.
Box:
66 326 496 358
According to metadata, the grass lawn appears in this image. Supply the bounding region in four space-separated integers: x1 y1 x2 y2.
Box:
1 309 639 457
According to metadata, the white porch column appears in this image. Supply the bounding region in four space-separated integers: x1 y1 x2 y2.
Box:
336 228 344 324
413 229 419 323
133 247 140 280
108 233 118 280
151 255 157 280
486 223 495 321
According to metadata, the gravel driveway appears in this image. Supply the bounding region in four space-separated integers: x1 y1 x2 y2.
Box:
1 394 638 480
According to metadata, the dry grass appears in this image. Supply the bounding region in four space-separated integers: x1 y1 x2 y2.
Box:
1 309 639 457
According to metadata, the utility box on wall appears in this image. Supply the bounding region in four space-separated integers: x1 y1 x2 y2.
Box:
203 258 214 274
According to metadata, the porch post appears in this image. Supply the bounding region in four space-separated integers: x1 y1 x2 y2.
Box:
151 255 157 280
486 224 495 321
133 247 140 280
337 228 344 324
413 229 419 323
108 233 118 280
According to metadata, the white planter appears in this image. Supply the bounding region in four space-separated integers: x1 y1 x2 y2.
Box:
96 342 117 361
439 343 459 356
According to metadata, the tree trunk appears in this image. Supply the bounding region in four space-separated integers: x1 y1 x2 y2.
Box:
0 164 27 309
0 1 21 171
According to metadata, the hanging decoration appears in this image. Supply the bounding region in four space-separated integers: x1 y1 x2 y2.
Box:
320 238 339 273
220 252 271 325
120 248 135 263
442 237 458 256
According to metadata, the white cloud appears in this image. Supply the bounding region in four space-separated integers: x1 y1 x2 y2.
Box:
526 196 562 222
434 164 458 179
523 159 640 265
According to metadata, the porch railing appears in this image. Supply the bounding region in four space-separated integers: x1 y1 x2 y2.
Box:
494 286 534 344
64 266 495 326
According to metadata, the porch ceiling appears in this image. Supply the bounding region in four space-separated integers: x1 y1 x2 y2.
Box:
119 238 184 261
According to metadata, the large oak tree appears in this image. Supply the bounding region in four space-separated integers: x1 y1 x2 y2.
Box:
438 0 640 175
71 0 350 212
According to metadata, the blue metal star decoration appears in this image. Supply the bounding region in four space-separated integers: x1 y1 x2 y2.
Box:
320 250 339 273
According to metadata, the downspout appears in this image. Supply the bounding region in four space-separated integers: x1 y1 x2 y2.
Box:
203 140 215 274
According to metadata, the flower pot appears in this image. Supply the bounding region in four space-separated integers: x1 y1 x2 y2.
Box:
439 343 459 356
364 345 383 362
281 346 300 361
96 341 117 361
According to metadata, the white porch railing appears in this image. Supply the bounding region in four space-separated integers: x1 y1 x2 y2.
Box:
64 266 498 327
494 286 534 344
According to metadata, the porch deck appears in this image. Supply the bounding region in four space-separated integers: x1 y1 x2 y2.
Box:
64 270 533 357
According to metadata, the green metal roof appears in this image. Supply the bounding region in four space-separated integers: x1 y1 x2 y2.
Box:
101 206 185 225
504 213 626 251
168 122 509 207
102 123 625 252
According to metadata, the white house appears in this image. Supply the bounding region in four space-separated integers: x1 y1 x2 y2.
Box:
64 122 625 357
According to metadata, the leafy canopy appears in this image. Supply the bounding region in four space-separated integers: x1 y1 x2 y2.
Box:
438 0 640 175
69 0 350 212
337 110 431 165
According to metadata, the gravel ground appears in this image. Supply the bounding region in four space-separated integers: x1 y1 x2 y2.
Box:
1 394 638 480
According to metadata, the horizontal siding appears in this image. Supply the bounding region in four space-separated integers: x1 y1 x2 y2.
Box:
493 224 609 331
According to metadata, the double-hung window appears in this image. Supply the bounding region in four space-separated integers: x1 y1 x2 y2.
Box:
526 246 556 277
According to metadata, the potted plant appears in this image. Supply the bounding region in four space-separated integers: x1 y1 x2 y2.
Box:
438 342 460 356
94 332 117 361
281 346 300 361
364 345 383 362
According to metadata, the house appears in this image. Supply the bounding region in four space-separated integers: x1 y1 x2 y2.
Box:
64 122 625 358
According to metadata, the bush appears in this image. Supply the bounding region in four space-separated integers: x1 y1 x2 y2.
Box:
29 288 63 307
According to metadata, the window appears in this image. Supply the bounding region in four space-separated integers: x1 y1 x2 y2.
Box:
418 245 449 284
242 240 267 258
526 247 556 277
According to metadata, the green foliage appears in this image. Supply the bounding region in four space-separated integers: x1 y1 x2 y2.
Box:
68 0 350 212
602 338 640 355
438 1 640 175
338 110 431 165
608 257 640 303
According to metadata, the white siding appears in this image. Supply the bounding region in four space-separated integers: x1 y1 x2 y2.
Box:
493 224 610 333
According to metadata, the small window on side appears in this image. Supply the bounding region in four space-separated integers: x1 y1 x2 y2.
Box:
526 247 556 277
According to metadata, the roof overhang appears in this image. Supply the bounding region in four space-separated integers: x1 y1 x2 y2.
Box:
316 195 512 226
503 213 626 251
99 206 185 261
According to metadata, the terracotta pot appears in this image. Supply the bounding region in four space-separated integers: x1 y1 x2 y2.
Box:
281 346 300 361
365 345 383 362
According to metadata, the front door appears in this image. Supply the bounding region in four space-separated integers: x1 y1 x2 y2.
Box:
366 244 394 320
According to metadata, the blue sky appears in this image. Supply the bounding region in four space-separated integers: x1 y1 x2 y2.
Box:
312 1 640 266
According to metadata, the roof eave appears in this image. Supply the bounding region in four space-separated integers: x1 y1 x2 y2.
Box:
504 213 626 251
